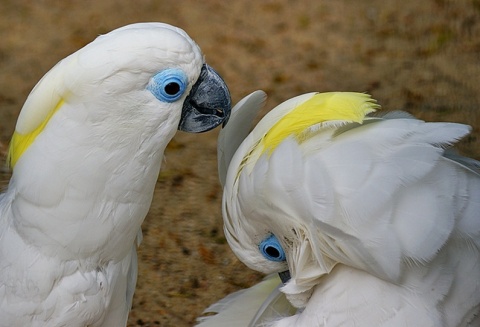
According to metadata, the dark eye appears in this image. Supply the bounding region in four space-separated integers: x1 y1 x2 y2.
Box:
164 82 180 95
259 234 286 262
147 68 188 103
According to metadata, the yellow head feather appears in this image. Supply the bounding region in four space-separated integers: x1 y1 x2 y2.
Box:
7 99 64 168
260 92 380 154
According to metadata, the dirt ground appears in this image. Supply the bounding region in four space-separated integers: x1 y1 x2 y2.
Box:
0 1 479 326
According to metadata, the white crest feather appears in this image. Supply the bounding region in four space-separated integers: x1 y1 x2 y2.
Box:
218 91 267 186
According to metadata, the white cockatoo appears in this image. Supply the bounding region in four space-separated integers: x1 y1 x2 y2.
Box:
0 23 231 326
198 91 480 326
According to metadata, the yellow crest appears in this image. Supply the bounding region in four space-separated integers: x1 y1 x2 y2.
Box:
7 99 64 168
260 92 380 154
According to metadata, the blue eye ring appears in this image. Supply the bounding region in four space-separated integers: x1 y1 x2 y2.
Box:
259 234 286 262
147 68 188 103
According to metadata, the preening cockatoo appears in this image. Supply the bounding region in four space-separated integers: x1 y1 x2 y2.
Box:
198 91 480 326
0 23 231 326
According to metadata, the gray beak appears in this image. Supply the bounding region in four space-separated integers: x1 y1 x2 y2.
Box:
279 270 291 284
178 64 231 133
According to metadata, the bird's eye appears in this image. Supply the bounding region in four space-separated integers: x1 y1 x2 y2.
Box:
147 68 188 103
259 234 286 262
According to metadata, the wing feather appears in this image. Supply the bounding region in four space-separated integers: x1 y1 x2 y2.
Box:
196 275 295 327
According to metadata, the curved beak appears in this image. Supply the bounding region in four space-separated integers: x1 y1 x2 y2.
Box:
278 270 291 284
178 64 231 133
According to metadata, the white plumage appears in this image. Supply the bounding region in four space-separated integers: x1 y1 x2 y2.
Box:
200 91 480 326
0 23 230 326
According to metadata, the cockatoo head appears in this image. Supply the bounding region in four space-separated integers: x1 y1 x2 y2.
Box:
8 22 231 169
219 92 380 308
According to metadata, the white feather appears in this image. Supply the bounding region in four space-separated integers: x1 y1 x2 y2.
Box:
196 275 296 327
218 90 267 186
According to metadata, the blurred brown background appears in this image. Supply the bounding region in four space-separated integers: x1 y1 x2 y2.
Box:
0 1 479 326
